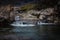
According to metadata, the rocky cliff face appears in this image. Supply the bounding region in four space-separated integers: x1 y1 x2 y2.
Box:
0 4 59 23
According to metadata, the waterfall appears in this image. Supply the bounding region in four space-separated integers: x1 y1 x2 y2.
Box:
15 16 20 21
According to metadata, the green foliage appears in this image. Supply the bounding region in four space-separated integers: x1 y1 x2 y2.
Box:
19 3 36 11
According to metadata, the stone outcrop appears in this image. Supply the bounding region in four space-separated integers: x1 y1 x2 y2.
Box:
0 5 59 23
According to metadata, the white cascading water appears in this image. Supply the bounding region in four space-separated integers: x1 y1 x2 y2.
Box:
10 16 35 27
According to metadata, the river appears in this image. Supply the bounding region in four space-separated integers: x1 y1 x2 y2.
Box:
0 25 60 40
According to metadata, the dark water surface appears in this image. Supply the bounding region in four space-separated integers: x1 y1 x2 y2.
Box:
0 25 60 40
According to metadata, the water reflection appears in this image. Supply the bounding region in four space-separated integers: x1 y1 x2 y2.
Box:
0 25 59 40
